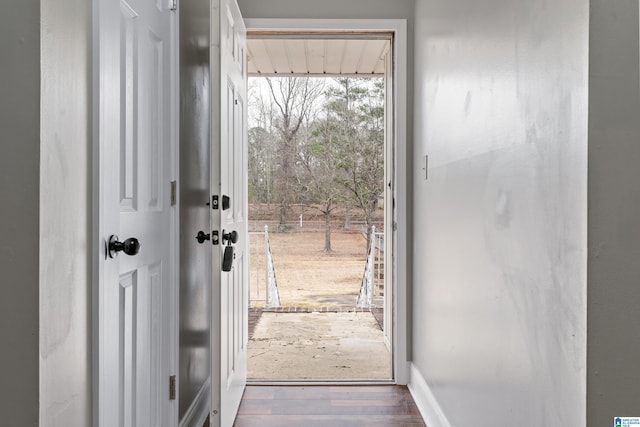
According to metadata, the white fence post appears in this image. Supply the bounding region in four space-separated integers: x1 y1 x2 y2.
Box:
356 225 375 308
264 225 281 308
264 225 268 302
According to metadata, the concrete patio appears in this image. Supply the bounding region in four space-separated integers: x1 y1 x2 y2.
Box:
248 311 391 380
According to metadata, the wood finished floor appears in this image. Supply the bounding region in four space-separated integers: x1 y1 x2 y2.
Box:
234 385 426 426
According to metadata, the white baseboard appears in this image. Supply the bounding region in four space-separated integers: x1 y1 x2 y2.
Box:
407 363 452 427
179 377 211 427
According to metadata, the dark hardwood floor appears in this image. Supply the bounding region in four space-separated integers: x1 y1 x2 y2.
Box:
234 385 426 426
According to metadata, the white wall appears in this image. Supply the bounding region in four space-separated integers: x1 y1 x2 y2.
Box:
412 0 588 425
0 2 40 425
588 0 640 424
39 0 93 425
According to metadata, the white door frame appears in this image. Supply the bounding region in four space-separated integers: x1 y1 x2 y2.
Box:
243 18 409 385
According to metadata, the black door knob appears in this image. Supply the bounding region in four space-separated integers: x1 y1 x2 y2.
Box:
107 235 140 258
196 231 210 244
222 230 238 245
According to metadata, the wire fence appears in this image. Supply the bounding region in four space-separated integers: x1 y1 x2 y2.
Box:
248 220 383 233
250 222 384 309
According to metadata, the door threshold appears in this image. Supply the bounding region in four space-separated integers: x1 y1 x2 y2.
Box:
247 379 396 386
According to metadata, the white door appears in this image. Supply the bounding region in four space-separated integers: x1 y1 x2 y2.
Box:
383 49 393 352
210 0 248 424
97 0 177 425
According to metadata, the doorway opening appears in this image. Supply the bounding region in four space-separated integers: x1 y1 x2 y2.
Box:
244 32 394 382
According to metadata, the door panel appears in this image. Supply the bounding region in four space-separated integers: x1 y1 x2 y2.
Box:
120 1 138 212
98 0 175 425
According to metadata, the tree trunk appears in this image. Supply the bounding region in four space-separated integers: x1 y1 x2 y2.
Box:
278 203 287 232
324 211 332 252
344 206 351 229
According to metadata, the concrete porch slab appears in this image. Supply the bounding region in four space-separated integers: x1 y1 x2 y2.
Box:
248 311 391 380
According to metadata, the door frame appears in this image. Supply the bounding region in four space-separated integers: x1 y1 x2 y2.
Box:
91 0 180 424
244 18 409 385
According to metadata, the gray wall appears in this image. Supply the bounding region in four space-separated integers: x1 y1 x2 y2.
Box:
413 0 588 425
588 0 640 424
0 2 40 425
0 1 92 425
39 0 93 425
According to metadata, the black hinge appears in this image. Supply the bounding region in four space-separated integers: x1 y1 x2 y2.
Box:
169 375 176 400
211 195 219 210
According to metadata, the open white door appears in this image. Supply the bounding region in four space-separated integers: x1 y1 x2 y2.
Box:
210 0 249 425
383 48 393 352
96 0 177 425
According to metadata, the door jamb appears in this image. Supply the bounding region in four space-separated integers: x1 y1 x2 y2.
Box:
243 18 409 385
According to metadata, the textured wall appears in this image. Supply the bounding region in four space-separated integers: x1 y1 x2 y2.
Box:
39 0 93 425
412 0 588 424
588 0 640 424
0 2 40 425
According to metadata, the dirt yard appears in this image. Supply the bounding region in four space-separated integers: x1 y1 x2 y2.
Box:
248 230 368 308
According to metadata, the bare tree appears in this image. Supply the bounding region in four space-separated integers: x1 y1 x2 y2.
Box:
265 77 324 231
247 79 279 206
248 126 275 205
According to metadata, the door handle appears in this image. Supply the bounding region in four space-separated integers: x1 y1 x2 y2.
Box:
107 235 140 258
195 231 210 244
222 230 238 245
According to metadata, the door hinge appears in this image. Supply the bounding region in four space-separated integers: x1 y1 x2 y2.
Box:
170 181 177 206
169 0 177 11
169 375 176 400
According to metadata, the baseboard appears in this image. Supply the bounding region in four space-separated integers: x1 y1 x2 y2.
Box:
407 363 452 427
179 377 211 427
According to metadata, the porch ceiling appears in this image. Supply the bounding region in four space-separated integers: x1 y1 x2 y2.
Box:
247 36 390 77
